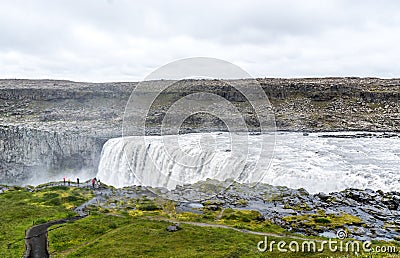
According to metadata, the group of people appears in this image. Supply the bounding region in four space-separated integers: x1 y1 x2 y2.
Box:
62 177 71 186
91 177 100 189
62 177 101 189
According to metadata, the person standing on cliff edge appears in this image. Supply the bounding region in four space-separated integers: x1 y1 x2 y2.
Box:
91 177 97 189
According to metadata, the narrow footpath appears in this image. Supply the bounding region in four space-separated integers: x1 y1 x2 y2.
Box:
23 216 84 258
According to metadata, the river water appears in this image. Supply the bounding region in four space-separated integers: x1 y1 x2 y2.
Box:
97 131 400 193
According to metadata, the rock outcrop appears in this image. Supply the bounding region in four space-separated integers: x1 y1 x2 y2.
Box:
165 179 400 241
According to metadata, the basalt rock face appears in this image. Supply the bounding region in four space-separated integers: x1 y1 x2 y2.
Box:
0 79 134 184
0 78 399 184
0 125 105 184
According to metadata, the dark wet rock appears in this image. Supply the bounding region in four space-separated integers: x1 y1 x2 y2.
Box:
166 223 181 232
256 215 266 222
317 192 329 201
176 202 204 214
205 205 219 211
0 185 7 193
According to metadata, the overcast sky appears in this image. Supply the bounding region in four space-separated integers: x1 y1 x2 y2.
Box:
1 0 400 82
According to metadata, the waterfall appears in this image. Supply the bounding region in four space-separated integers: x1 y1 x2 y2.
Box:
96 133 267 189
97 131 400 193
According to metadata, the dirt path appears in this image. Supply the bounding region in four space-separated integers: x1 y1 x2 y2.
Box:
23 216 84 258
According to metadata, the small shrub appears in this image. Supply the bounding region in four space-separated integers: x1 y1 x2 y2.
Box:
240 217 251 223
66 196 78 202
314 217 331 224
108 222 118 229
137 203 160 211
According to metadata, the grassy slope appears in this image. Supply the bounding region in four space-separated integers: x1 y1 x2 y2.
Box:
0 185 92 257
1 187 399 258
48 202 400 258
48 214 400 258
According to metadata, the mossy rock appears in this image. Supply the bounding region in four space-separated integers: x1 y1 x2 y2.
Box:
283 212 362 231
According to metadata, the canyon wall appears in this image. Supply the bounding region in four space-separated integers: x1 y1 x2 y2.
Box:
0 125 105 184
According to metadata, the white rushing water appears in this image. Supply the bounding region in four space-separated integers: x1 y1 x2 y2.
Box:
97 132 400 193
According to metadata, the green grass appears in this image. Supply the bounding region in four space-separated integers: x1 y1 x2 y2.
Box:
47 200 400 257
49 214 131 254
49 216 272 257
48 214 400 258
0 186 92 257
2 187 399 257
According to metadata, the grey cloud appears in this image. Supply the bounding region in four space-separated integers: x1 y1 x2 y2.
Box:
0 0 399 81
